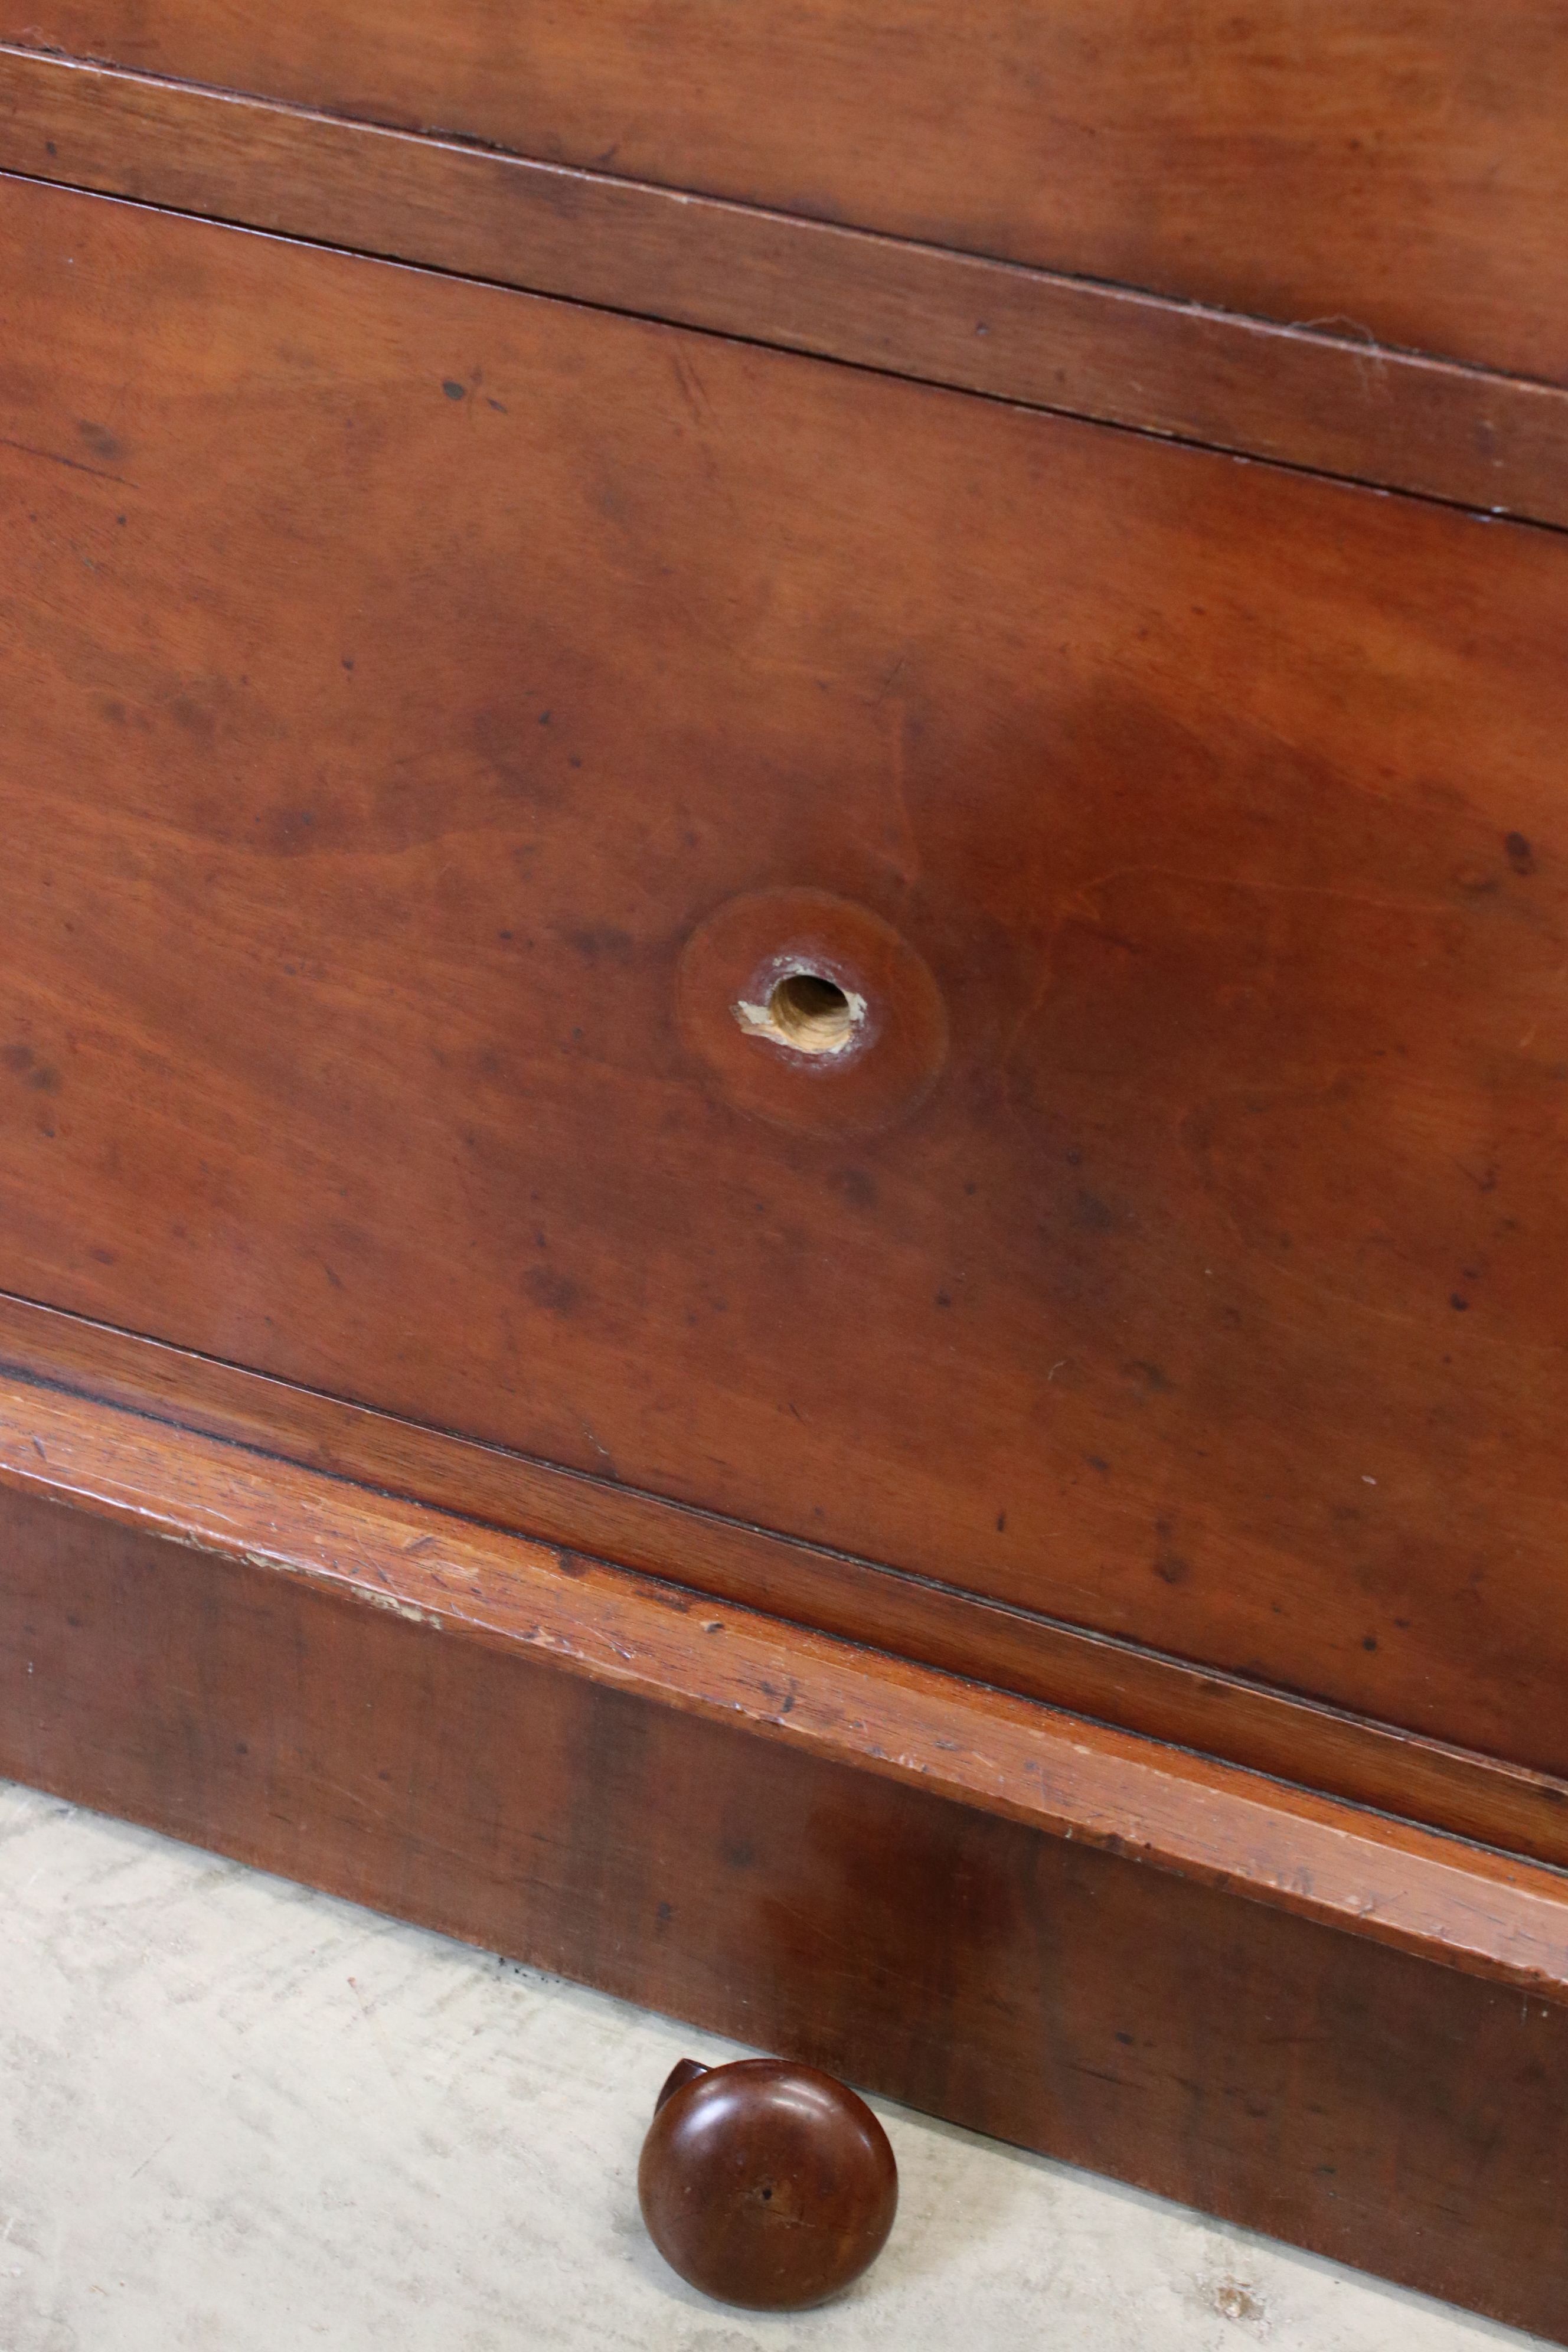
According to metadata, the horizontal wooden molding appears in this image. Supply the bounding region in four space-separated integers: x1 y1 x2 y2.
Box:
1 1361 1565 2003
1 1289 1566 1876
1 45 1566 529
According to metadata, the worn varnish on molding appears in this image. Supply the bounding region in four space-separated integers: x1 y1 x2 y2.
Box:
3 53 1567 530
5 1 1567 380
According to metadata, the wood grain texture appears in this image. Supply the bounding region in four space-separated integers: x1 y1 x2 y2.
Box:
4 3 1566 385
3 50 1567 528
5 175 1568 1777
0 1380 1565 2340
5 1289 1568 1875
1 1369 1566 2001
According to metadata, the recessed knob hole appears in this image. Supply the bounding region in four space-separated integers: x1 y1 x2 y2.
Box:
735 968 865 1056
770 972 854 1051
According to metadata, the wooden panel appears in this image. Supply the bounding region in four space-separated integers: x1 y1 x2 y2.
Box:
0 1380 1564 2340
4 1366 1566 1988
6 1290 1568 1871
5 177 1568 1772
5 51 1568 527
4 3 1566 383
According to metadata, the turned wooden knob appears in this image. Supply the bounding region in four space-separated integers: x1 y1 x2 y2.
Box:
638 2057 898 2310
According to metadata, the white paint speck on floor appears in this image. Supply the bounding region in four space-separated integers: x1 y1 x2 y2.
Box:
0 1778 1547 2351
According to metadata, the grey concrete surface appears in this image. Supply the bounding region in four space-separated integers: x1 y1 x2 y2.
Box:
0 1778 1547 2350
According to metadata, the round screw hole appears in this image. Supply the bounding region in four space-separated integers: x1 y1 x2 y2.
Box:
769 972 855 1052
734 968 866 1056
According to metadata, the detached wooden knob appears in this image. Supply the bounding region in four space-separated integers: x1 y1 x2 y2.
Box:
638 2057 898 2310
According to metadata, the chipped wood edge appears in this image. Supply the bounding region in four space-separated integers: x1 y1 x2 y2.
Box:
0 1366 1563 2002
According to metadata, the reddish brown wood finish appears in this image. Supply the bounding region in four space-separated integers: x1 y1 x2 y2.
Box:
0 1379 1564 2340
0 1373 1564 2001
5 175 1568 1778
4 4 1566 382
4 52 1567 527
4 1290 1568 1873
639 2060 898 2309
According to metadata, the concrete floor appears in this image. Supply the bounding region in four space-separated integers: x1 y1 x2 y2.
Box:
0 1777 1547 2352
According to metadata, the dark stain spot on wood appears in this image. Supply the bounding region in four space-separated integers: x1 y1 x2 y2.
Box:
564 925 635 965
523 1266 582 1315
832 1167 877 1210
2 1043 34 1073
471 705 567 812
89 1246 116 1265
1154 1521 1192 1586
78 420 125 460
935 1290 953 1308
1362 1635 1378 1652
441 378 468 400
1087 1455 1110 1474
169 695 215 739
995 1511 1007 1533
266 807 318 854
1126 1360 1174 1393
1451 1293 1470 1311
28 1066 60 1093
723 1839 756 1870
1505 831 1536 874
554 1553 589 1579
1075 1190 1117 1231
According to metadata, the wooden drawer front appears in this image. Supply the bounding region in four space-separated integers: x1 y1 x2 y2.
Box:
5 4 1567 384
5 176 1568 1773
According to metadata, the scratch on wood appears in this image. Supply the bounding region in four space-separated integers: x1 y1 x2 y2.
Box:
0 432 135 487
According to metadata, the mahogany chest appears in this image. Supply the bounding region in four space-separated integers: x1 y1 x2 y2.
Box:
1 9 1565 2334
